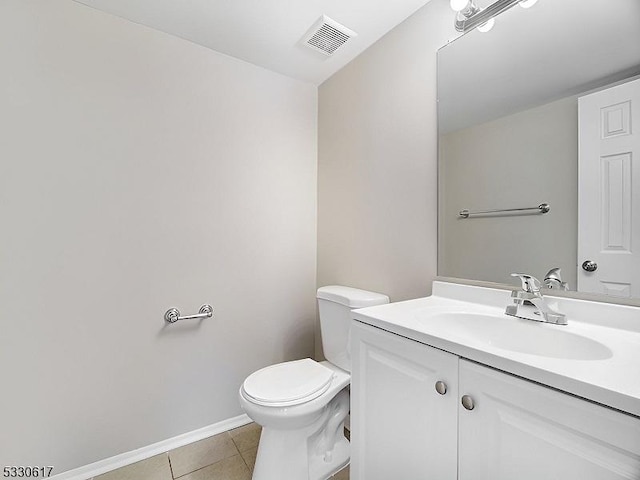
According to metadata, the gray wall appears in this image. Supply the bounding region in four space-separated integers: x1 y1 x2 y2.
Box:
317 0 456 356
0 0 317 472
438 96 578 287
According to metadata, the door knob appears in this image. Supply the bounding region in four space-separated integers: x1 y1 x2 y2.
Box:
461 395 475 410
435 381 448 395
582 260 598 272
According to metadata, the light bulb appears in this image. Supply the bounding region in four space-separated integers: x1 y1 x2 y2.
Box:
450 0 470 12
477 17 495 33
519 0 538 8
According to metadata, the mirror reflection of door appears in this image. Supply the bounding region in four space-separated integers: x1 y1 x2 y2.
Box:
578 77 640 297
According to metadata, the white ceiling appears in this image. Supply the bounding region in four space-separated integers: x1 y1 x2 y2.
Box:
74 0 434 85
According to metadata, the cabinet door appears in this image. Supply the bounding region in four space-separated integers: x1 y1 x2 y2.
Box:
350 321 458 480
459 359 640 480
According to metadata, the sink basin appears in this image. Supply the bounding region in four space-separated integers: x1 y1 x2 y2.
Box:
416 311 613 360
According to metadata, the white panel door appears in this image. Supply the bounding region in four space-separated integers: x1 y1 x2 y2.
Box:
578 78 640 296
458 360 640 480
350 322 458 480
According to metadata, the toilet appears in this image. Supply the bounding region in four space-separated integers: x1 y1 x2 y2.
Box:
239 286 389 480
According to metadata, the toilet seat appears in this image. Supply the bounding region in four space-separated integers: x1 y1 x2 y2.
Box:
242 358 335 407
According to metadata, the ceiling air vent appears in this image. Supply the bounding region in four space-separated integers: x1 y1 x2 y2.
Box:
302 15 357 56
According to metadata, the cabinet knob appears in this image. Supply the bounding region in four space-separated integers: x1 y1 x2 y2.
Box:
435 381 448 395
461 395 475 410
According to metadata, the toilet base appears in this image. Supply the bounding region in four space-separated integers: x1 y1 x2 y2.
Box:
251 388 350 480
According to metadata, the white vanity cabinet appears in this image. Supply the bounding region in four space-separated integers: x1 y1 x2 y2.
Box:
350 321 458 480
458 359 640 479
351 321 640 480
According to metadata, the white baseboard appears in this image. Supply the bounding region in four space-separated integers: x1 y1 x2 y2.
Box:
50 414 252 480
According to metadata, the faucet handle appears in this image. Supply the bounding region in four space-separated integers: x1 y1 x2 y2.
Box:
544 267 568 290
544 267 562 282
510 273 541 294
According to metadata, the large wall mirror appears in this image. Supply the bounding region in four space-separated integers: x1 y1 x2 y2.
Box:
437 0 640 299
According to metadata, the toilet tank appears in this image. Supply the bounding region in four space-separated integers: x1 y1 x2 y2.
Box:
317 286 389 372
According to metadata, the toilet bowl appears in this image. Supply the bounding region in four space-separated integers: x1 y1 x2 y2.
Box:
239 286 389 480
239 360 351 480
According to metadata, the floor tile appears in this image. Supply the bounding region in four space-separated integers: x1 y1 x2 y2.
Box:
331 465 350 480
169 432 239 478
94 454 172 480
228 423 261 453
239 446 257 473
177 455 251 480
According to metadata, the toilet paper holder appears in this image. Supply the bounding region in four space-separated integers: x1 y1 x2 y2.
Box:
164 304 213 324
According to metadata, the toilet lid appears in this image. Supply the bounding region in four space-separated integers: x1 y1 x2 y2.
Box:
242 358 334 407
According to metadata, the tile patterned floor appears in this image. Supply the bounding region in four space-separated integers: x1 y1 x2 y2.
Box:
91 423 349 480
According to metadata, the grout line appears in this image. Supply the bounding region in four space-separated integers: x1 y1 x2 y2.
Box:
173 462 214 479
239 450 252 473
172 454 244 480
229 431 259 455
227 431 241 456
172 432 241 479
167 452 175 480
230 436 240 452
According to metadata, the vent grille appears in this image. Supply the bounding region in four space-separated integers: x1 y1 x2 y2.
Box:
302 16 357 56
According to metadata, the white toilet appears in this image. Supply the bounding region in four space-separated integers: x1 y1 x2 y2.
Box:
239 286 389 480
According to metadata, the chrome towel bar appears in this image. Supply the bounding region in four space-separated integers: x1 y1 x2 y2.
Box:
164 304 213 324
458 203 550 218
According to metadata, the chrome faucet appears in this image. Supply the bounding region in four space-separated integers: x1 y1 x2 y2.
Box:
505 273 567 325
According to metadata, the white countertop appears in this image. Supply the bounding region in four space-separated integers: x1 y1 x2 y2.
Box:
352 281 640 417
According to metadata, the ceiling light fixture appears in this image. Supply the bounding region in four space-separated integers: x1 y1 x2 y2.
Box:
452 0 537 33
450 0 471 12
476 17 495 33
519 0 538 8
